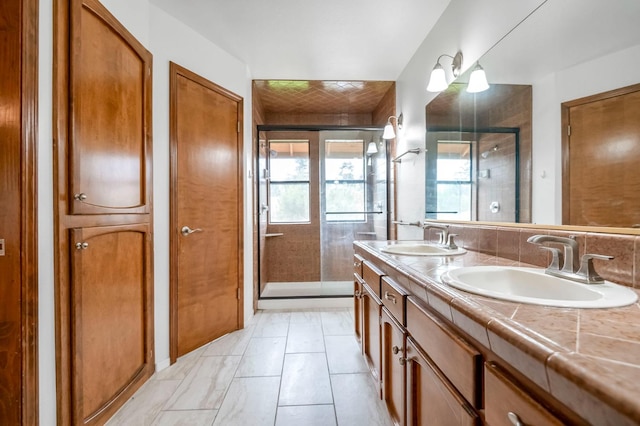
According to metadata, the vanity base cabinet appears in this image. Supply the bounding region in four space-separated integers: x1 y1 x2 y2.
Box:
381 307 407 426
484 363 564 426
406 337 479 426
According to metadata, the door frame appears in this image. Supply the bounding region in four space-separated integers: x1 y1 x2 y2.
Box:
14 0 39 423
169 62 244 363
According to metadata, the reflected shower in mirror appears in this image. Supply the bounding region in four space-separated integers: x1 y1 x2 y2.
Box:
425 84 531 223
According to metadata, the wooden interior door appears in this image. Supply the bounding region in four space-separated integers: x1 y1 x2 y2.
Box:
170 63 243 361
563 84 640 226
0 0 38 423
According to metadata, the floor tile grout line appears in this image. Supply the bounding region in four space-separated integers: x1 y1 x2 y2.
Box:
272 315 292 426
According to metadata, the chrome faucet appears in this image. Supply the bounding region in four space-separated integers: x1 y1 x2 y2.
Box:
527 235 613 284
422 222 458 249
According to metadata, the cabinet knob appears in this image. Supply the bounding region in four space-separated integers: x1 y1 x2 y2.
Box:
392 345 402 355
74 192 88 201
507 412 524 426
354 290 362 298
353 261 361 268
398 357 406 366
75 242 89 250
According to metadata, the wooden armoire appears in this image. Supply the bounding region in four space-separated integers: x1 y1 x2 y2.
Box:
53 0 154 424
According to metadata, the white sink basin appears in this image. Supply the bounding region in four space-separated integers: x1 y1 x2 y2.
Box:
440 266 638 308
381 243 466 257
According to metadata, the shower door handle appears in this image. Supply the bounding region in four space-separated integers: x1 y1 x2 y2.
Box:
181 226 202 236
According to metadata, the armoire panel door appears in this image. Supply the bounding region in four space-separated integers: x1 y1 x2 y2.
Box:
70 224 153 425
68 0 152 215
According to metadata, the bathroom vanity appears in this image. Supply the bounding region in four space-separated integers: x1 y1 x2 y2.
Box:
353 238 640 425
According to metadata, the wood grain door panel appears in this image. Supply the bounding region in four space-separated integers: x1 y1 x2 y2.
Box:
170 63 243 360
564 84 640 226
70 224 153 424
68 0 152 215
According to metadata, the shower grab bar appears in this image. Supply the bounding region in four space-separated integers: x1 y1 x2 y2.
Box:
392 220 422 227
325 211 384 215
392 148 424 163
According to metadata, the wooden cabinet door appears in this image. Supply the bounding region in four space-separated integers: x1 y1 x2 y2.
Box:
405 337 479 426
70 224 154 425
381 307 406 426
68 0 152 215
362 283 382 393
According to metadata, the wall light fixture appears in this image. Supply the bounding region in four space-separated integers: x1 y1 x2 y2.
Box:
382 113 403 140
426 52 463 92
467 62 490 93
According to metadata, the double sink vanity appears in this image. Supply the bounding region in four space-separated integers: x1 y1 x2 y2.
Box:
353 224 640 425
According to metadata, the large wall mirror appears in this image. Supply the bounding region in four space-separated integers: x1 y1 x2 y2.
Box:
425 0 640 228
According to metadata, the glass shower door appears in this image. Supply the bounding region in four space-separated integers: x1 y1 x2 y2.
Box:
319 130 387 296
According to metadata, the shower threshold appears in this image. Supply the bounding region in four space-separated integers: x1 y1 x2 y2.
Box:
261 281 353 298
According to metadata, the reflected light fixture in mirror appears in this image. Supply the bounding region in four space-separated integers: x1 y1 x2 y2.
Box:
366 141 378 154
467 62 490 93
426 51 463 92
382 113 403 139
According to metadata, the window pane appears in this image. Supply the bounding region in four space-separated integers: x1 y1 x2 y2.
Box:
270 183 310 223
325 140 364 180
270 140 309 181
436 183 471 220
326 182 365 221
437 142 471 181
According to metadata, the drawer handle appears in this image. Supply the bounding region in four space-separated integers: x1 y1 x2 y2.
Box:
384 291 397 304
507 412 524 426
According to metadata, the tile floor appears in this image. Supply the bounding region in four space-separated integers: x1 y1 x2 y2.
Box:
106 308 393 426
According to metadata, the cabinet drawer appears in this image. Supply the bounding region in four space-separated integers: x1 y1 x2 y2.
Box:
381 277 407 326
485 363 564 426
353 254 364 278
363 261 384 299
406 296 481 408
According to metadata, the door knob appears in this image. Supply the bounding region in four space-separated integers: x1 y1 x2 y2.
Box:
181 226 203 236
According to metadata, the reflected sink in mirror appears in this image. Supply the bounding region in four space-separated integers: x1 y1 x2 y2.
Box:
441 266 638 308
381 243 467 257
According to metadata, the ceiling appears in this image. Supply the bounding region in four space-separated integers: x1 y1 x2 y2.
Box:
149 0 451 81
253 80 394 114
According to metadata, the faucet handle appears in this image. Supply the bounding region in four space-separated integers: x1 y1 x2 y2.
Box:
577 254 614 284
539 246 563 271
445 233 458 250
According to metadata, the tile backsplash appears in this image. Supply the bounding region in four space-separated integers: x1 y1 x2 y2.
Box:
423 223 639 288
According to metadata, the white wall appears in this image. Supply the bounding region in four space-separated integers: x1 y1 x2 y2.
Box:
394 0 545 239
37 1 254 422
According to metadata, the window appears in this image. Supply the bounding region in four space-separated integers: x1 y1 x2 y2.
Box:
324 140 365 222
436 142 472 220
268 140 310 223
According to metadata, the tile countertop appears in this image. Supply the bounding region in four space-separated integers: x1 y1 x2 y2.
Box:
354 240 640 426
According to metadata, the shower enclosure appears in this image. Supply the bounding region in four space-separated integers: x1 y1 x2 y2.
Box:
257 128 389 299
